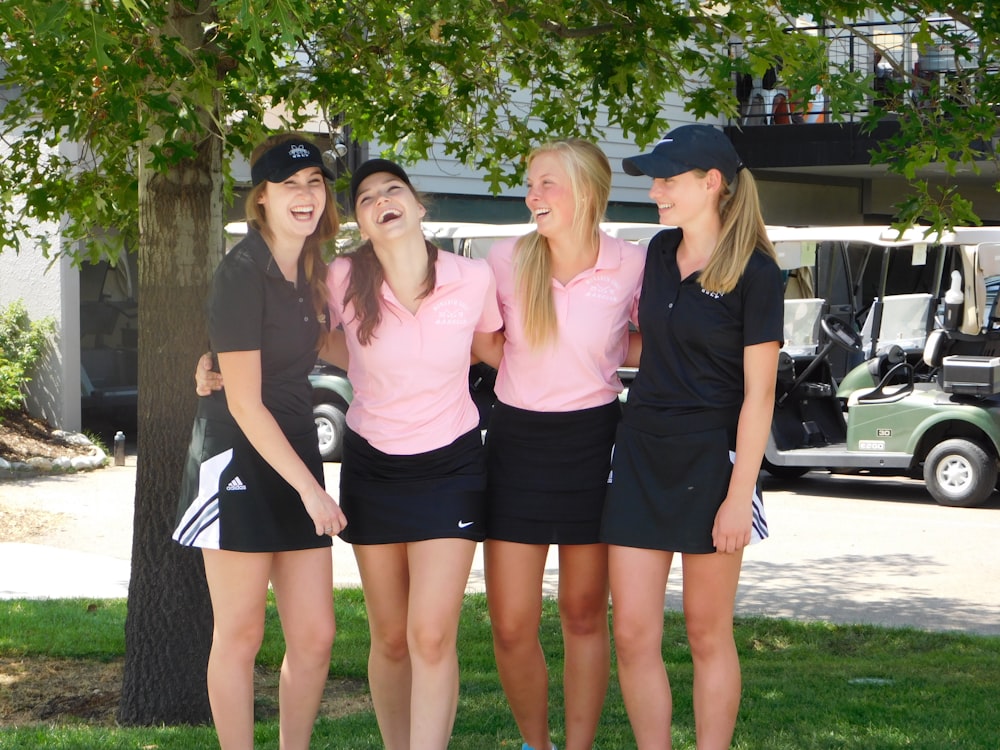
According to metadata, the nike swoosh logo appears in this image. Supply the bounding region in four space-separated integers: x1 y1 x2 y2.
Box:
457 520 474 528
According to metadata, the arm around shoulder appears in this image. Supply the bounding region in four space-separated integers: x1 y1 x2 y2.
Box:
472 329 505 369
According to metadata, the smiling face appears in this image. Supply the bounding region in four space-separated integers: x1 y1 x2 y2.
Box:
354 171 426 241
256 165 328 242
648 168 720 227
524 152 579 240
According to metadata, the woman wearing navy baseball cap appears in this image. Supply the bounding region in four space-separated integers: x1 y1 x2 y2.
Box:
602 124 784 749
174 133 347 750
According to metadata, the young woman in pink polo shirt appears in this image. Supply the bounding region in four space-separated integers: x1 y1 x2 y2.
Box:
331 159 503 749
483 139 645 750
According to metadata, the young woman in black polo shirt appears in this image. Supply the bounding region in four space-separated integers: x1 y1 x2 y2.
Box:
601 124 783 749
173 134 347 750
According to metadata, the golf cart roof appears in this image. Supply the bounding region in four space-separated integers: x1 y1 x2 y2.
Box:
770 225 1000 271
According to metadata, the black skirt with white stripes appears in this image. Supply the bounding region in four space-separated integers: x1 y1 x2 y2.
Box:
173 403 330 553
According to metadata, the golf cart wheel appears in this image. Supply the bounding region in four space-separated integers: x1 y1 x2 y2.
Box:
923 439 997 508
313 403 347 462
762 458 810 480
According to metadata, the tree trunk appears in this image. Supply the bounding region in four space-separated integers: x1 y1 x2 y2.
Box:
118 2 224 725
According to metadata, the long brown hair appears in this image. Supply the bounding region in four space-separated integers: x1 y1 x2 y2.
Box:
343 181 438 345
244 133 339 346
514 139 611 348
698 167 776 294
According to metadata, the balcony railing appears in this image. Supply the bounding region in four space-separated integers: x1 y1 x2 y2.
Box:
728 17 996 128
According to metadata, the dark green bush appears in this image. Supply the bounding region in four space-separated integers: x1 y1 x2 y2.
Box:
0 300 55 415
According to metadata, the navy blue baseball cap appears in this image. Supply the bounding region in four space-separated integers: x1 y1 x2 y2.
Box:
622 124 744 183
251 139 336 186
349 158 414 206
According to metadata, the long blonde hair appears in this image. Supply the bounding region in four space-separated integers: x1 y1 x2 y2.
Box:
514 139 611 347
244 133 339 346
698 167 776 294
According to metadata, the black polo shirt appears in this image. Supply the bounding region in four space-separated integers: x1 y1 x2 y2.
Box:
624 228 783 435
204 228 321 432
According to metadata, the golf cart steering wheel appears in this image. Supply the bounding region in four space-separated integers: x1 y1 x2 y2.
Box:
820 314 863 353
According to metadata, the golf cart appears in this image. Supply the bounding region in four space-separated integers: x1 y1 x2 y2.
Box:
765 225 1000 507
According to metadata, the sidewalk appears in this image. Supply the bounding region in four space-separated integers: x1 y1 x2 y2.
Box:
0 458 558 600
2 458 999 636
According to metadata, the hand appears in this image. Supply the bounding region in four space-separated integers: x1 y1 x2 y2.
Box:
300 484 348 537
711 495 752 554
195 352 224 396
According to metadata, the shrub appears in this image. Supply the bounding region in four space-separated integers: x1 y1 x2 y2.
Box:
0 300 56 415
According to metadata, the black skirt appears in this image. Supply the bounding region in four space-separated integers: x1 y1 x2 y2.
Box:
485 399 621 545
173 411 330 553
339 427 487 545
601 412 769 554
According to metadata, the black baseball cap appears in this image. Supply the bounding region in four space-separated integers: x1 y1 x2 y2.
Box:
250 139 336 186
349 158 414 206
622 124 744 183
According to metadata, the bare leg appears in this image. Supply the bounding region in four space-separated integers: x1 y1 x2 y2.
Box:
202 548 272 750
608 545 674 750
681 551 744 750
354 543 412 750
405 538 477 749
270 547 336 750
557 543 610 750
485 539 553 750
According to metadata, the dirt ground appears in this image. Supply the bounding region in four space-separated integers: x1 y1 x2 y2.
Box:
0 406 92 561
0 655 371 727
0 409 94 463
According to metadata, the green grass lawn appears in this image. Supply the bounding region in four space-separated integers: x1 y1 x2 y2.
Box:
1 589 998 749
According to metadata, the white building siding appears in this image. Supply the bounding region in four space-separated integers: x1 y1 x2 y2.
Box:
0 134 82 430
376 93 702 207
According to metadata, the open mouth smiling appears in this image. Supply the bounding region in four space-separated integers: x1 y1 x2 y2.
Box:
377 208 403 224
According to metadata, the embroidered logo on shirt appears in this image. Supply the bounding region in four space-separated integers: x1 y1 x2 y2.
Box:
226 476 248 492
432 298 471 326
584 276 623 303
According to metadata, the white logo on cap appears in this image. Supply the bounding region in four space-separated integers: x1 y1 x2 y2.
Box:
289 144 310 159
656 138 674 146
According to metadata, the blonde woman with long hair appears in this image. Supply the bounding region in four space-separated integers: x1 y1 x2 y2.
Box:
602 124 783 749
483 139 646 750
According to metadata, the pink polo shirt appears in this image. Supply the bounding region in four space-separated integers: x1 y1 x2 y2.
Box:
488 231 645 412
328 250 503 455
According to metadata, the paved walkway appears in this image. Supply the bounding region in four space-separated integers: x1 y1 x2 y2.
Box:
0 458 451 598
2 458 999 635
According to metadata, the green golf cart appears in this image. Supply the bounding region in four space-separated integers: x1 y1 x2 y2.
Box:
765 225 1000 507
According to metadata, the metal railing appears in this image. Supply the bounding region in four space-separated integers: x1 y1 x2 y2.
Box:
728 17 995 127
